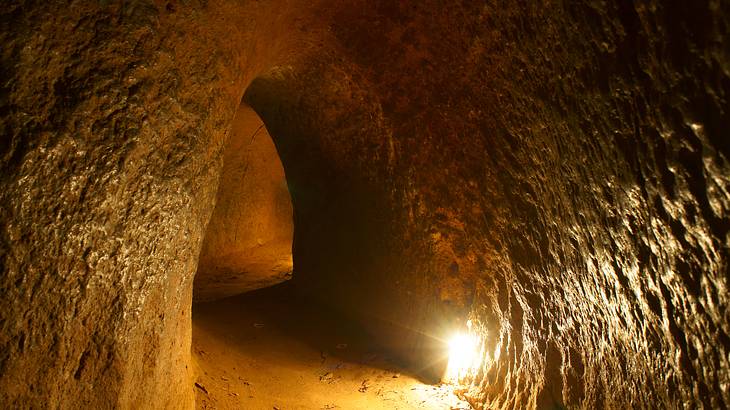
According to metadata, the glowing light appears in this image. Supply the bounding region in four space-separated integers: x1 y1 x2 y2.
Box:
444 332 480 383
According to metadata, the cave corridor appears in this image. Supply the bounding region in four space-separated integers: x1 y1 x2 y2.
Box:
1 1 729 409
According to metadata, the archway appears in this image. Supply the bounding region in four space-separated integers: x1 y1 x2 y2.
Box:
189 80 467 409
193 104 294 302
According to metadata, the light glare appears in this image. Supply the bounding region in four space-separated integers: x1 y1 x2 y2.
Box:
444 333 479 383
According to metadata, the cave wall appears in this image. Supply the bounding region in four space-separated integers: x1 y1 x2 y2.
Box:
1 0 728 409
248 1 730 409
0 1 317 407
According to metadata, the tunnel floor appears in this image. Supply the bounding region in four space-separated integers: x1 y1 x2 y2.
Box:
191 284 471 409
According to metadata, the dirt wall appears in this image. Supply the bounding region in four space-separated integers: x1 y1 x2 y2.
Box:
1 1 728 409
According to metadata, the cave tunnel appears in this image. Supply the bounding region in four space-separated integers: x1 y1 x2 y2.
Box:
1 1 729 409
191 76 466 408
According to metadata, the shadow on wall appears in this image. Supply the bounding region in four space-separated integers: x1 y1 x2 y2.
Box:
194 104 294 303
242 69 457 384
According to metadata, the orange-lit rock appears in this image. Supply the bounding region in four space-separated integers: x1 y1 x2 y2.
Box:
0 1 728 409
0 1 317 408
194 104 293 302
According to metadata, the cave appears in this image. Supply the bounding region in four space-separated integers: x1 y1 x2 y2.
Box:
1 1 729 409
190 84 469 409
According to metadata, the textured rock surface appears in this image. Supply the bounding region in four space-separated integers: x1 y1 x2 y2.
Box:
1 0 728 409
194 104 293 302
0 1 316 408
247 1 730 408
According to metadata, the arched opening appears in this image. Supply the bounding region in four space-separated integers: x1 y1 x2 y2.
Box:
2 2 728 410
193 104 294 303
190 77 469 409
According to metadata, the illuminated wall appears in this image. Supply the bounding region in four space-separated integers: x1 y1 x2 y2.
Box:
1 1 728 409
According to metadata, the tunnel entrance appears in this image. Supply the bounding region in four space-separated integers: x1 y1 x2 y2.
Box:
190 103 469 409
193 104 294 302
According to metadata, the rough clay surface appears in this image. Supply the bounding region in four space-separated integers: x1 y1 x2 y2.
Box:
246 2 730 408
1 1 729 409
0 1 315 408
194 104 293 303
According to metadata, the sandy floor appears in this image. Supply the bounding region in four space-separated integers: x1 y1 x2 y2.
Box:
192 285 472 410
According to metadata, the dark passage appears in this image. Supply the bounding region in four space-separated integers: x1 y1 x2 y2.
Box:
0 1 728 409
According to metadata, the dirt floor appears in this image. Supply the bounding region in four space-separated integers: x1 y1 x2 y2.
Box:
192 285 472 410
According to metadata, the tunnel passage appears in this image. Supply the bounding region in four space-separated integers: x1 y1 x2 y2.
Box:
193 104 294 302
189 75 466 409
1 1 729 410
